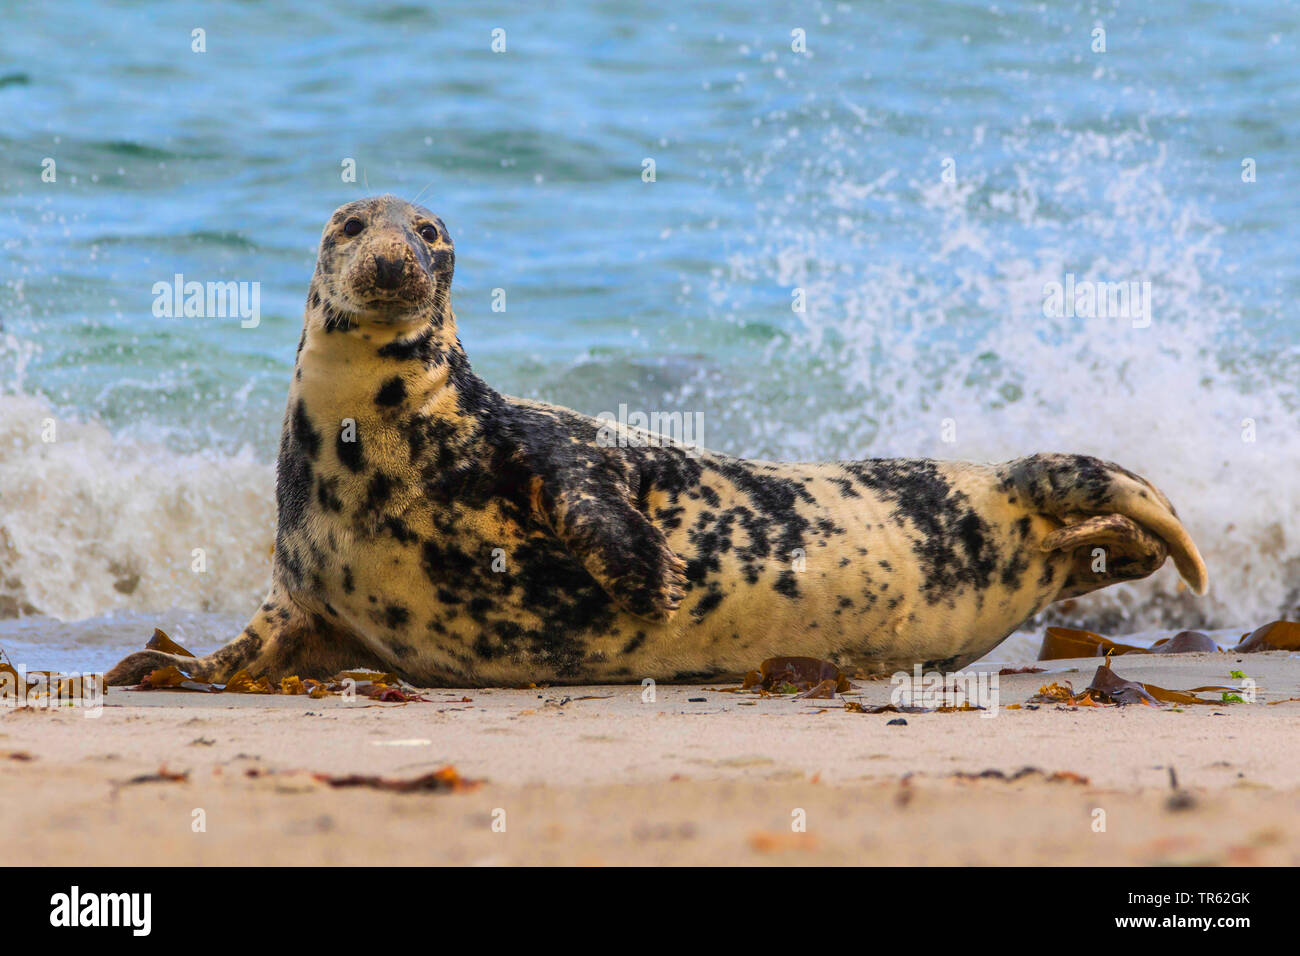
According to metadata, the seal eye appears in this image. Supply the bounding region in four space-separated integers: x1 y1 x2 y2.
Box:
343 218 364 237
419 224 439 243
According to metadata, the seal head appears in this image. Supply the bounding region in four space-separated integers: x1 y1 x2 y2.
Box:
312 194 454 329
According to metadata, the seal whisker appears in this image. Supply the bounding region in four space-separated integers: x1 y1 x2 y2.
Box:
410 174 438 207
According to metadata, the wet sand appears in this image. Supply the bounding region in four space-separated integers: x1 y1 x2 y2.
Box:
2 651 1298 866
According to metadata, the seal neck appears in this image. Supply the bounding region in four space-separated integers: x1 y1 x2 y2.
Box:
294 309 500 431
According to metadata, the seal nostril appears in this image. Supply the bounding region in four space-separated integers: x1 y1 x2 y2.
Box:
373 255 404 289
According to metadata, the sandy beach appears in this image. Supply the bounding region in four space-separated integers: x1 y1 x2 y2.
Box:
3 650 1298 866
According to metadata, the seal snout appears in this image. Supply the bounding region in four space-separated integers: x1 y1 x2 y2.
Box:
372 253 407 290
344 233 427 307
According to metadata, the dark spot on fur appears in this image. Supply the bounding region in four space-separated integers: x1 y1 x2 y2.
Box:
337 426 364 472
364 471 395 514
292 400 321 459
375 376 406 407
773 570 801 599
691 587 725 621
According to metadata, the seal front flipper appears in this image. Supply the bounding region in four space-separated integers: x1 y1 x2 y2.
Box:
105 610 275 686
532 474 687 623
106 589 388 685
105 626 264 687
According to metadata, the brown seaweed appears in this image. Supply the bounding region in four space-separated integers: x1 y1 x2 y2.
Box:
741 656 851 694
951 767 1090 785
1022 661 1235 708
843 701 934 714
1151 631 1221 653
794 678 841 699
1037 626 1149 660
312 765 479 794
133 663 426 701
0 644 102 703
140 665 222 693
1038 620 1300 661
145 628 195 657
1085 660 1236 707
1234 620 1300 653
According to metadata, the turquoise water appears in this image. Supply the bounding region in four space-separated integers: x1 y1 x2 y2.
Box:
1 1 1297 666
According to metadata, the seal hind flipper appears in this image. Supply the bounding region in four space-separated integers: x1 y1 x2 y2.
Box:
1099 470 1209 595
1001 453 1209 597
531 473 688 623
1041 513 1170 599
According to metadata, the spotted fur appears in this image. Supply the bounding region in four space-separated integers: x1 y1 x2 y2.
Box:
107 196 1209 687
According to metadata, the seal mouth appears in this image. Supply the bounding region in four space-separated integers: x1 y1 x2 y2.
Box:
341 296 432 326
362 289 419 308
333 266 436 323
360 302 431 325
